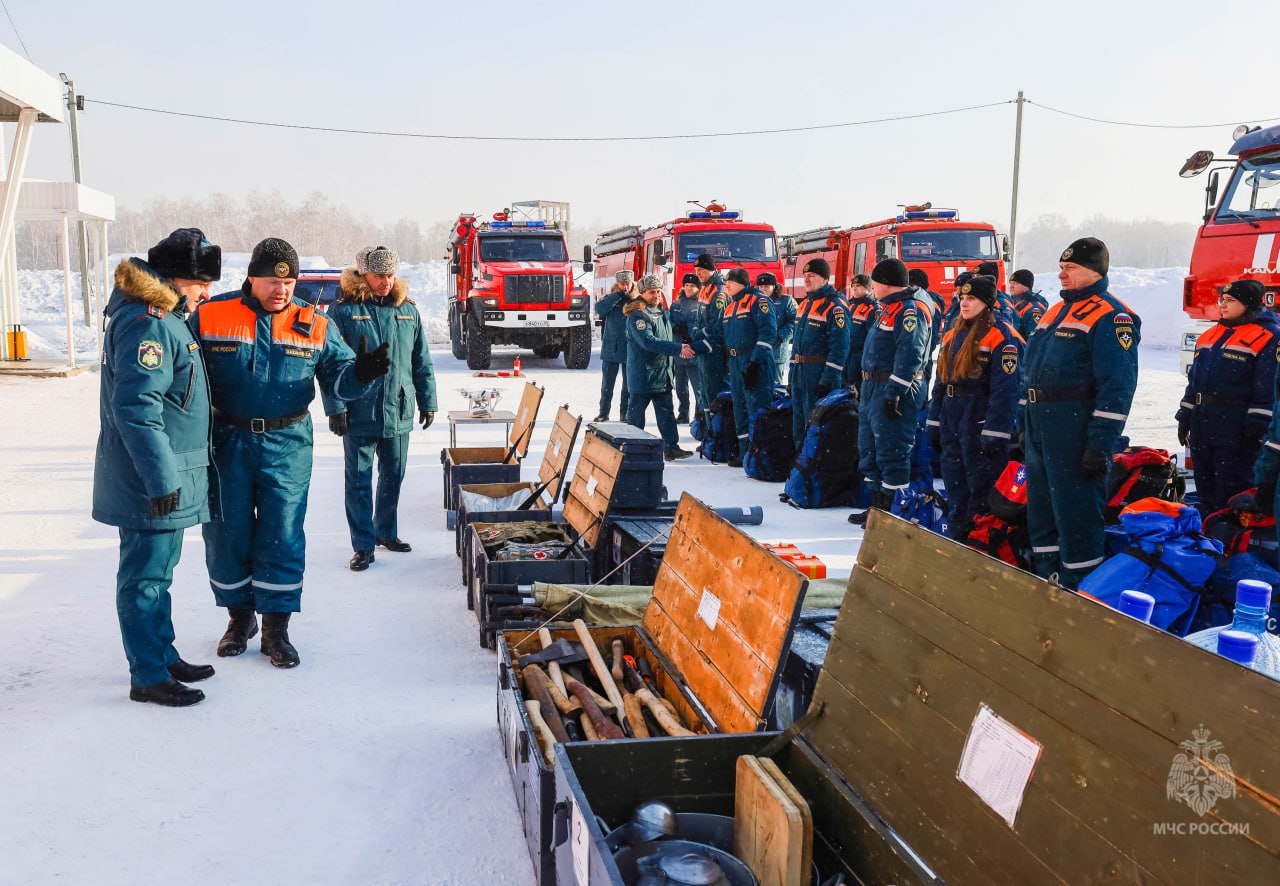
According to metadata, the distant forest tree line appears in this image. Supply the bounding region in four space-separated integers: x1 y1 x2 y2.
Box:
12 192 1198 274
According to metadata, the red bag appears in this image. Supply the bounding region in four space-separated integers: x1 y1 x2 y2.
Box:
965 513 1030 569
1106 447 1181 521
987 461 1028 525
1203 488 1276 557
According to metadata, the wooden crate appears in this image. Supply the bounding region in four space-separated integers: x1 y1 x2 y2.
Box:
440 380 544 513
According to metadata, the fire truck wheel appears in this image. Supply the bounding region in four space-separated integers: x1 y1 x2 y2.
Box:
564 325 592 370
532 344 560 359
448 305 467 360
466 315 492 371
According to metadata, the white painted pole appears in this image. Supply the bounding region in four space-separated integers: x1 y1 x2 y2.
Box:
61 213 75 369
1008 90 1026 268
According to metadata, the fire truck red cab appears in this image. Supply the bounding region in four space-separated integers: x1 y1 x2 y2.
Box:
446 208 593 370
593 203 784 308
782 207 1007 308
1179 123 1280 374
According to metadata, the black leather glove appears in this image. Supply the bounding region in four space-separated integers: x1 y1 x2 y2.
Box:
814 380 833 400
420 410 435 429
1256 483 1276 516
927 425 942 452
329 413 348 437
149 489 180 517
981 439 1009 462
1177 418 1190 447
353 336 391 384
883 397 903 420
743 361 762 388
1081 446 1110 480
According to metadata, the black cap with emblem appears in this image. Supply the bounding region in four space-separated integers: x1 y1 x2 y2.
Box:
248 237 300 280
961 275 999 308
803 257 831 279
1059 237 1109 277
1222 278 1266 312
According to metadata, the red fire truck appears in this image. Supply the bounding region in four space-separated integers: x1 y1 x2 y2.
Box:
592 203 784 306
781 206 1007 307
446 209 593 370
1178 123 1280 374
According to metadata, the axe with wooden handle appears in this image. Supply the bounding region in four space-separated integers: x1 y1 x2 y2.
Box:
524 700 557 767
565 679 624 740
573 619 630 735
537 627 569 696
521 665 570 743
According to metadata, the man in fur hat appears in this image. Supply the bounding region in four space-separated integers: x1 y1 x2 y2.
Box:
93 228 222 706
323 246 437 571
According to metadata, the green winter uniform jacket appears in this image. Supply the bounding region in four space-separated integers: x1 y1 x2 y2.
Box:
322 268 437 437
93 259 211 530
624 299 683 394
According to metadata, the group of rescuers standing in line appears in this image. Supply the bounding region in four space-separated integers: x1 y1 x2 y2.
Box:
94 227 1278 707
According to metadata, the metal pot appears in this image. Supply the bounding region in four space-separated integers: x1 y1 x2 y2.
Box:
614 839 757 886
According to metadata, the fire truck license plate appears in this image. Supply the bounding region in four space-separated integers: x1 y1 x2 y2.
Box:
523 319 550 327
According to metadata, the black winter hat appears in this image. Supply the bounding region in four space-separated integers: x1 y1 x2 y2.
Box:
954 271 974 289
976 261 1000 278
148 228 221 282
681 273 700 286
907 268 930 290
248 237 300 279
1060 237 1109 277
725 268 751 287
694 253 717 272
755 271 778 287
803 257 831 279
851 273 871 289
1223 279 1266 312
1010 268 1035 289
958 275 998 308
871 258 909 287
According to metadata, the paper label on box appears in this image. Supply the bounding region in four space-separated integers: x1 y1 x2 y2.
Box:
520 407 529 427
571 800 591 886
553 438 562 457
585 475 599 499
956 703 1043 828
697 588 721 630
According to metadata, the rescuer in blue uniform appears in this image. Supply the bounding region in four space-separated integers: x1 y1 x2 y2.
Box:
693 254 728 413
192 238 390 667
669 273 704 422
857 258 935 514
1023 238 1140 589
94 229 222 707
625 273 695 460
757 272 796 385
926 275 1024 534
323 246 438 572
1177 279 1278 516
718 267 778 467
843 273 879 393
594 270 636 421
788 258 850 448
1008 269 1049 341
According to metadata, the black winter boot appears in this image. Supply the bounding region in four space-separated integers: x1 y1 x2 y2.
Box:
217 608 258 657
168 658 215 682
261 612 300 669
130 677 205 707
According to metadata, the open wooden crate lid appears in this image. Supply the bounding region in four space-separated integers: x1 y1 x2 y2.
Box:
641 493 809 734
802 510 1280 884
536 406 582 504
561 432 623 549
506 381 545 463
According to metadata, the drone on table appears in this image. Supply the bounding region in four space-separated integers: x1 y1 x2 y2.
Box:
457 388 503 417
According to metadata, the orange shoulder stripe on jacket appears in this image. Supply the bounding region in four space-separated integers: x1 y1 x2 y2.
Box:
272 304 328 349
197 299 256 343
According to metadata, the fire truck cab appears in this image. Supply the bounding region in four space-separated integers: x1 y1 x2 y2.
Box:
446 207 593 370
593 204 783 307
781 206 1007 308
1179 123 1280 375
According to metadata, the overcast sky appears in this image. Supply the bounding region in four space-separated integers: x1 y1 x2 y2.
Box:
6 0 1279 240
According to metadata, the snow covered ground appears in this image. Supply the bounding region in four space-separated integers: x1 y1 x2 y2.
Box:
0 329 1184 884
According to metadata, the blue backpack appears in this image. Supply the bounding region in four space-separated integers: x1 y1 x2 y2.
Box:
781 389 859 508
1078 499 1224 635
744 389 794 482
891 479 949 535
697 388 737 464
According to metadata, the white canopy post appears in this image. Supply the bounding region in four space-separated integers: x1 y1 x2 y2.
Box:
61 212 75 369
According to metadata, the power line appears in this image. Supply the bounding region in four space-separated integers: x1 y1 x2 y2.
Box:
1030 100 1280 130
0 0 31 61
85 98 1014 142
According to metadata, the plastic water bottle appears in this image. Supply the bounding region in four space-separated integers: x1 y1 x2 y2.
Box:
1185 579 1280 679
1217 630 1259 667
1119 590 1156 623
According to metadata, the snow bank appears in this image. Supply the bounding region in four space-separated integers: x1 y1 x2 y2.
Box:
1034 266 1188 350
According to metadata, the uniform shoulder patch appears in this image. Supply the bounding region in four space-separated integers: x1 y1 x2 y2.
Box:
902 312 918 333
147 305 166 319
834 309 846 328
713 296 726 311
635 319 647 330
137 340 164 370
759 300 770 314
1001 345 1019 375
1114 312 1133 326
1114 312 1136 350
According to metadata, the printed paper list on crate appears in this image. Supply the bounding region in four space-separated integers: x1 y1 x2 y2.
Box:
956 704 1043 827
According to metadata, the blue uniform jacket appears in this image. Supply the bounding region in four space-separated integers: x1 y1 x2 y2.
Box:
699 272 728 354
321 268 438 437
791 284 851 388
770 291 797 350
928 320 1025 441
1013 291 1050 340
1177 312 1279 440
718 285 778 365
1022 276 1140 453
843 295 879 387
669 292 704 366
595 286 636 364
861 286 934 401
93 259 211 530
191 285 368 422
624 301 682 393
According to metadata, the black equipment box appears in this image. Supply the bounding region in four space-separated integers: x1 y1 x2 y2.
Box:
603 517 672 587
586 422 665 510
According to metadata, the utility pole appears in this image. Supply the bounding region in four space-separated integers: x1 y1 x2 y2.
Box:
60 73 93 326
1008 90 1026 269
